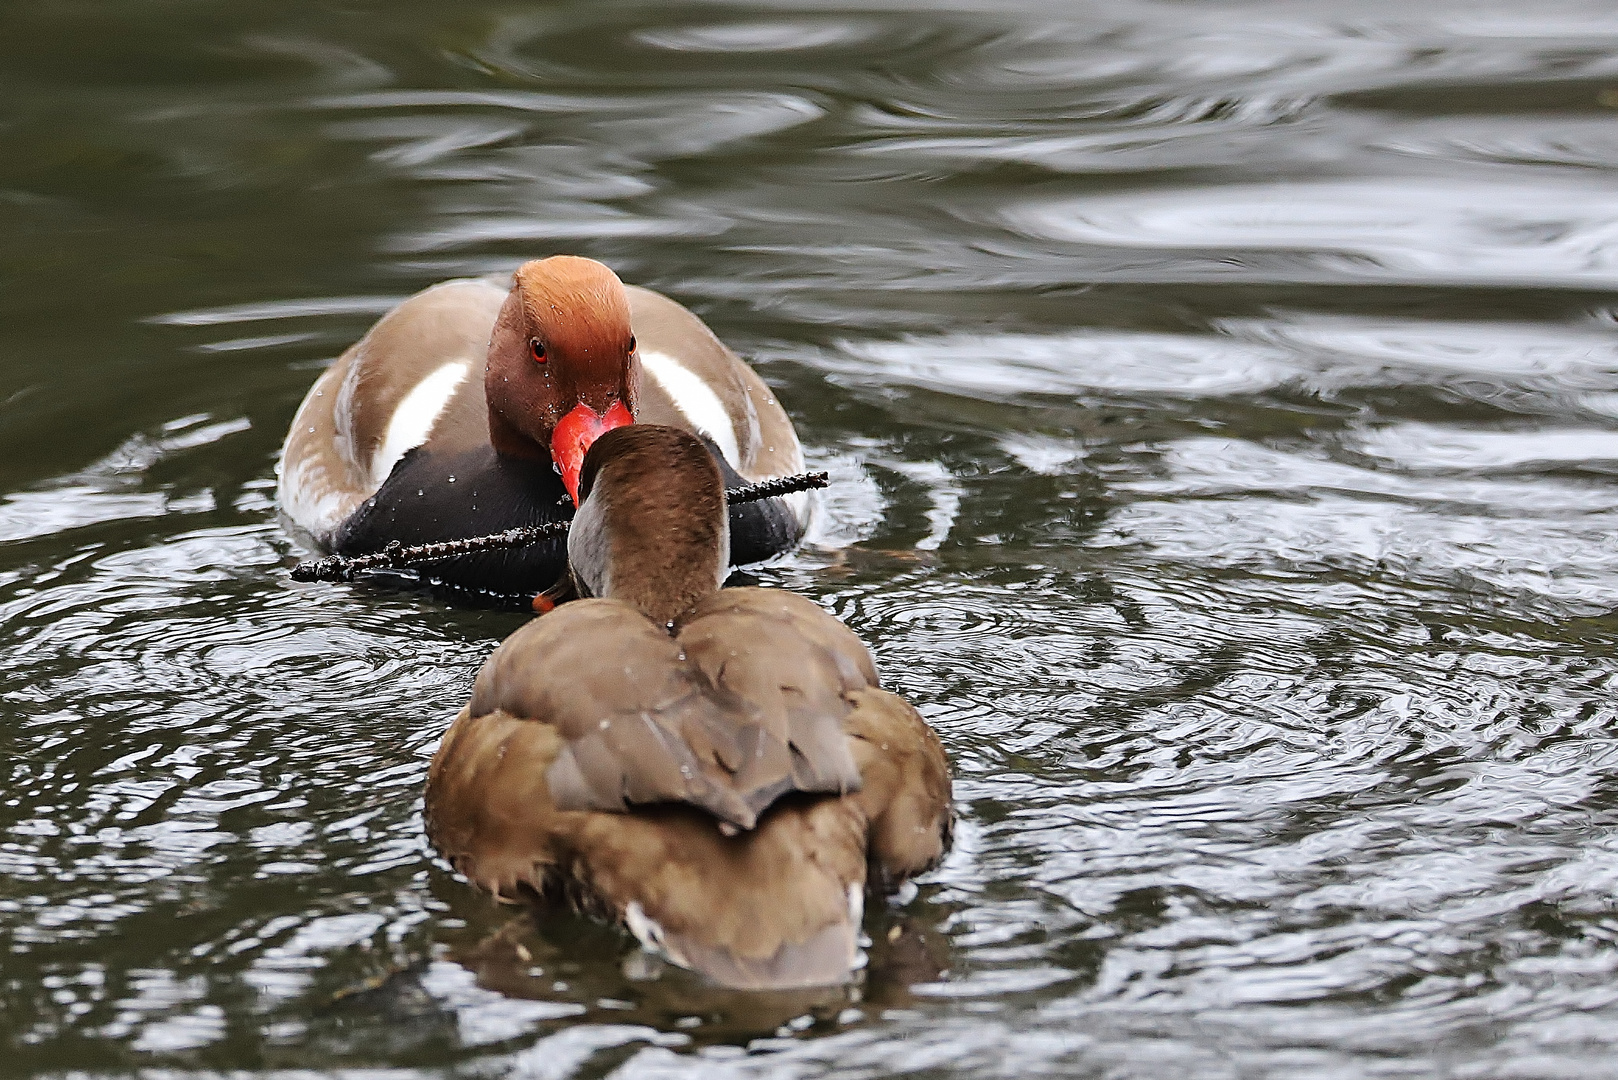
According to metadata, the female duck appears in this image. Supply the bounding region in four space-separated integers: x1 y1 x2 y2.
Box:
425 426 951 989
278 257 807 597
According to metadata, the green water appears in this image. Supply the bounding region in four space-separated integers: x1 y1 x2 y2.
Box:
6 1 1618 1075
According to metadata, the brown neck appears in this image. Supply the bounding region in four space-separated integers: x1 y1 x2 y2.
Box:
567 427 729 626
608 543 723 627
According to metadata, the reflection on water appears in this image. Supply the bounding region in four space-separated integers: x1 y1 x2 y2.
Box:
5 0 1618 1075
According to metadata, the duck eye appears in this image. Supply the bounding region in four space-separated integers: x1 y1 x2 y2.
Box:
626 335 636 353
530 338 547 364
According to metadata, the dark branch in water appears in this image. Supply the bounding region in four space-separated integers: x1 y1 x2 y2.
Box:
723 471 829 506
289 470 830 583
290 524 570 582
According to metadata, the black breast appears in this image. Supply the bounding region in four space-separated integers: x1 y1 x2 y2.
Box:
705 440 804 568
333 446 573 598
333 440 805 600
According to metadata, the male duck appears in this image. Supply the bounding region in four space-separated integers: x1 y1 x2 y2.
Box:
425 426 952 989
278 257 807 596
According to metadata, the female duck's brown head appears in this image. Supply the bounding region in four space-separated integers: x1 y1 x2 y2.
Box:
485 256 640 504
565 424 729 627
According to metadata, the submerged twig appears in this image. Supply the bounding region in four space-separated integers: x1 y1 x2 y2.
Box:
289 469 830 584
290 523 570 582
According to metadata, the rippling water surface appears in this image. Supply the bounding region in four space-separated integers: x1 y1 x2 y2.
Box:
6 1 1618 1075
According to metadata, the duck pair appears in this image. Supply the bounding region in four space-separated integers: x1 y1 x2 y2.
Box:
278 259 952 989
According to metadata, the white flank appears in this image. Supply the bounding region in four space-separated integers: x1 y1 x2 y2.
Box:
639 349 742 468
278 365 361 544
781 484 811 532
371 361 470 485
279 457 359 547
625 901 689 969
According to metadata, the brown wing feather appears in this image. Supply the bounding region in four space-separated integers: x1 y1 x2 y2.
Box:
468 601 744 822
844 687 954 888
340 278 505 464
426 709 869 988
466 590 872 829
626 285 804 481
424 705 564 903
675 588 872 814
279 277 506 543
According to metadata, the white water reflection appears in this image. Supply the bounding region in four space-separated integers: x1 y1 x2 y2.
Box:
1009 178 1618 288
1107 437 1618 610
636 20 878 53
806 312 1618 419
0 417 247 543
1230 315 1618 383
1352 424 1618 472
823 331 1295 399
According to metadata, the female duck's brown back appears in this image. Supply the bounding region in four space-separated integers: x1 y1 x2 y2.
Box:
424 425 951 989
425 587 952 989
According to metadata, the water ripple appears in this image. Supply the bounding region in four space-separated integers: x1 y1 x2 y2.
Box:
8 0 1618 1075
1005 179 1618 289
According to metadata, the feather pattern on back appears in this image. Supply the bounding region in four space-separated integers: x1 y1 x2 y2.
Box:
466 588 870 830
